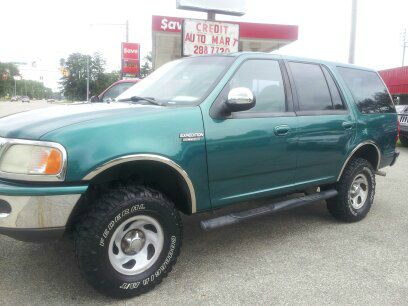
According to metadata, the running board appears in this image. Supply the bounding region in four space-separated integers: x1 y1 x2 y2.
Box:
200 189 338 231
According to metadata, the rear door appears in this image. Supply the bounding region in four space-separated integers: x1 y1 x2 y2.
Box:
286 61 355 184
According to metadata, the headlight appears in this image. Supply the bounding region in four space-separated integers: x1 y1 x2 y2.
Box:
0 138 67 181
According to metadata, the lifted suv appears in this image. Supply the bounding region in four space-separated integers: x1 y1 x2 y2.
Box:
0 53 399 298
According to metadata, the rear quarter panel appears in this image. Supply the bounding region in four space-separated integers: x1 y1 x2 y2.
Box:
329 64 398 169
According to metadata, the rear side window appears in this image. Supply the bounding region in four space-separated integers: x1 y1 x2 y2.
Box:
322 66 346 110
289 62 333 111
337 67 395 114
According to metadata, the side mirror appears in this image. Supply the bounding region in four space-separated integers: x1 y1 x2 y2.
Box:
90 95 99 102
225 87 256 112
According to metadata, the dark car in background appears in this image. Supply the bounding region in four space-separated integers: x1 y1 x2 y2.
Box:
90 79 139 102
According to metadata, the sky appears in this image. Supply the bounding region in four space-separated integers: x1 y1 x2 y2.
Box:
1 0 407 91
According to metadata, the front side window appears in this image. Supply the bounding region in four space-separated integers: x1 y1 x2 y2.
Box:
337 67 395 114
228 59 286 113
289 62 333 111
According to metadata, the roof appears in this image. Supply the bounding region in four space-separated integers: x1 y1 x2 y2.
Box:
184 52 376 72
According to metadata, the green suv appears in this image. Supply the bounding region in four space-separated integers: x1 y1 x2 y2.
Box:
0 53 399 298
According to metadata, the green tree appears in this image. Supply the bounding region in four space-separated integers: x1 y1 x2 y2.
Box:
140 52 153 78
59 53 120 101
0 62 20 98
0 62 52 99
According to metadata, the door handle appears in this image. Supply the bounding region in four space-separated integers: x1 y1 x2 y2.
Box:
274 125 291 136
342 121 354 130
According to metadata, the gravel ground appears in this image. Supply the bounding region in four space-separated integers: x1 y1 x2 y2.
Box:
0 101 407 305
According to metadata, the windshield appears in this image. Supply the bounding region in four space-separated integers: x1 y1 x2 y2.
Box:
117 56 234 105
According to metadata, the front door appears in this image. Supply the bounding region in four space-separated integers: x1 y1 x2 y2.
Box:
285 61 355 183
203 59 299 208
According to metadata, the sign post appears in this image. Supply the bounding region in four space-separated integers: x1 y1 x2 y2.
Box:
121 42 140 78
182 19 239 56
176 0 246 16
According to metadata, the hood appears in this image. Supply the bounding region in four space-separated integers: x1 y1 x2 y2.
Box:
0 102 164 139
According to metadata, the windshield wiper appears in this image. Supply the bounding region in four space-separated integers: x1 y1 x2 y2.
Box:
117 96 163 106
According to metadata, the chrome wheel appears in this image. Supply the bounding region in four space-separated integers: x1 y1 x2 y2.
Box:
348 173 369 210
108 215 164 275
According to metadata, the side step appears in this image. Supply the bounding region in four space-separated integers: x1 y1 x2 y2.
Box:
200 189 338 231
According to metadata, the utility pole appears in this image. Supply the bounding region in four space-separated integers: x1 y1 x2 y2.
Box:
126 20 129 42
87 21 129 99
348 0 358 64
402 28 407 67
86 56 90 102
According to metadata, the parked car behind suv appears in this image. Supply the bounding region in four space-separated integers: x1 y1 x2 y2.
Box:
0 53 398 298
90 79 139 102
396 105 408 146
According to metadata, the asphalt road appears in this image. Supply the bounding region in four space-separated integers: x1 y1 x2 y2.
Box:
0 101 407 305
0 100 53 118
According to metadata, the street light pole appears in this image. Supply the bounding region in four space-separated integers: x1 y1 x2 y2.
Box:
87 21 129 99
402 28 407 67
348 0 358 64
126 20 129 42
86 56 90 102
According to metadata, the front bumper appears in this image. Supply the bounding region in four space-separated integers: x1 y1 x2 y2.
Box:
0 181 87 241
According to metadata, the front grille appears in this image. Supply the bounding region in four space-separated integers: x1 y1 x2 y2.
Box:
400 115 408 124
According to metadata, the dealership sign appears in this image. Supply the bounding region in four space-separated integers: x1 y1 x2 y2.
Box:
121 42 140 77
182 19 239 56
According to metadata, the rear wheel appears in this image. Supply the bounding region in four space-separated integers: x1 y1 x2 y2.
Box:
74 186 183 298
400 135 408 147
325 158 375 222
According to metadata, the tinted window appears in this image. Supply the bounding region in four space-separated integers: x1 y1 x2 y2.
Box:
289 62 333 111
229 60 286 113
322 66 346 110
337 67 395 114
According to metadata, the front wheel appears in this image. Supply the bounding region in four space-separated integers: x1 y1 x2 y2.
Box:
74 186 183 298
325 158 375 222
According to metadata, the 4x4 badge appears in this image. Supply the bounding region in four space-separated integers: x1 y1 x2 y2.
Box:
179 132 204 142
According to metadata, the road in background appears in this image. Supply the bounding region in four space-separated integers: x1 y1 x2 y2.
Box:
0 100 53 118
0 102 407 305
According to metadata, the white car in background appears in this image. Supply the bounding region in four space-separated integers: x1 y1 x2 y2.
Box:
21 96 30 103
397 105 408 146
